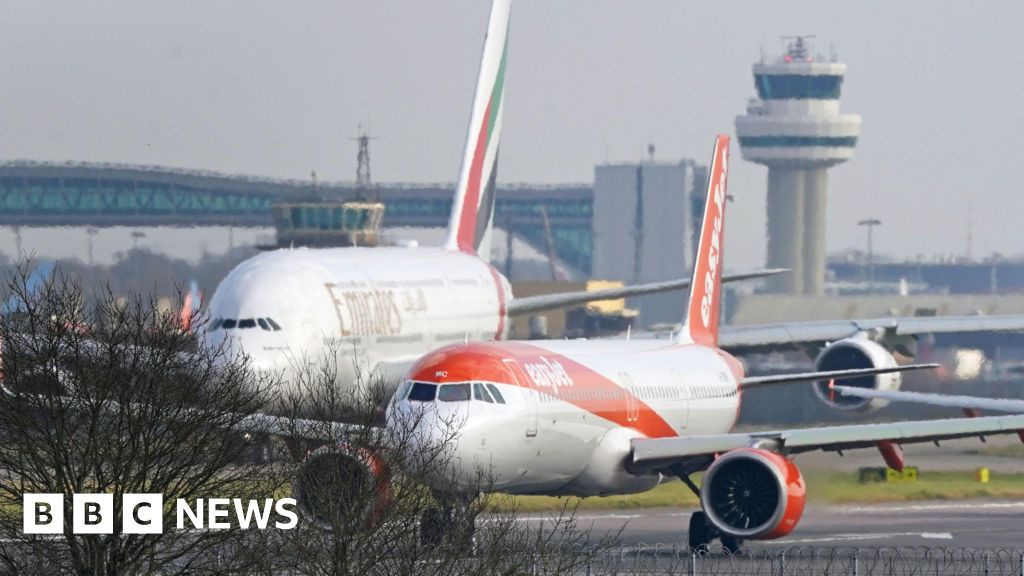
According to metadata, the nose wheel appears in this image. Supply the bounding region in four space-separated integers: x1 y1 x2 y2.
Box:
419 503 477 552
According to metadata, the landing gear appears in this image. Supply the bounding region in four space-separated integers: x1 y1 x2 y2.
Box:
419 503 477 551
688 511 711 552
687 511 744 554
676 466 745 555
721 535 744 555
419 507 447 548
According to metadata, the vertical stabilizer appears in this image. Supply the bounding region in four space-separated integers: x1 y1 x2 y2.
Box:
679 135 731 346
443 0 511 258
179 279 202 333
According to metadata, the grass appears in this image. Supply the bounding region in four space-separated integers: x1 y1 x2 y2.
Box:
970 443 1024 458
499 480 701 514
498 469 1024 513
809 469 1024 504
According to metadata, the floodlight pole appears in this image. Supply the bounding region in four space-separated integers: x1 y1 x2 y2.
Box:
858 218 881 292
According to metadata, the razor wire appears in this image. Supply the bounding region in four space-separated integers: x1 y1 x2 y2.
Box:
514 545 1024 576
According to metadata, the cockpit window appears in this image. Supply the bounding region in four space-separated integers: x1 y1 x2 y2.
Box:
407 382 437 402
473 383 494 403
485 383 506 404
395 381 412 401
438 383 471 402
212 317 282 331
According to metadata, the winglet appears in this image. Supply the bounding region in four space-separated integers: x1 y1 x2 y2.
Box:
443 0 511 258
679 135 730 346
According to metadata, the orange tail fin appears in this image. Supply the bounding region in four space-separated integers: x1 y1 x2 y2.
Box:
679 135 730 347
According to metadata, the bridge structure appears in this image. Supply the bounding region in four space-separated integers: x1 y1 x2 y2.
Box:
0 161 594 273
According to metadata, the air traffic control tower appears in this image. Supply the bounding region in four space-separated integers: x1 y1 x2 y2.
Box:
735 36 861 295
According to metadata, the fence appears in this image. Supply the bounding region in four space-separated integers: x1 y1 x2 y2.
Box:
523 546 1024 576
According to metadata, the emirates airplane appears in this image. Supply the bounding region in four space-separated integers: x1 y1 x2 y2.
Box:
200 0 773 394
292 135 1024 551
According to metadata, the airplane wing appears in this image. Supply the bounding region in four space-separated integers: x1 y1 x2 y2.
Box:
629 413 1024 472
831 385 1024 414
739 363 938 390
507 269 786 317
718 314 1024 356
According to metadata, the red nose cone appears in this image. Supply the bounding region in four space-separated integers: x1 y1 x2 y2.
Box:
406 342 516 385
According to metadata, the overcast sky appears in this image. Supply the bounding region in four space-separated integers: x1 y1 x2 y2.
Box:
2 1 1023 269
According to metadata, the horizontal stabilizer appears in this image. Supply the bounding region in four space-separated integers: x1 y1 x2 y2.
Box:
507 268 786 317
833 385 1024 414
740 363 939 390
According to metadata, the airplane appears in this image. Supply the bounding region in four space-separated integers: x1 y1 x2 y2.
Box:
286 135 1024 552
199 0 777 397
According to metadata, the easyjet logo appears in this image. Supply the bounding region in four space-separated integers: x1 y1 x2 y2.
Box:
699 151 728 328
523 356 573 394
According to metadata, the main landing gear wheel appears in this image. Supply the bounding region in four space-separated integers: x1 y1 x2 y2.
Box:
688 511 711 553
721 535 744 555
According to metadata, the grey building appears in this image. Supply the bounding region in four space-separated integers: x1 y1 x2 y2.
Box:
592 160 705 327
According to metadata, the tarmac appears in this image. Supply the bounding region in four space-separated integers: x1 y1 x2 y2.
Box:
520 500 1024 549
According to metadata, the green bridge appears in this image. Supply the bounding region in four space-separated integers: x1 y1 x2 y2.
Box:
0 162 594 273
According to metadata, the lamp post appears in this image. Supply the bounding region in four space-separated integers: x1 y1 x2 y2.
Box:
130 230 146 251
86 226 98 267
858 218 881 292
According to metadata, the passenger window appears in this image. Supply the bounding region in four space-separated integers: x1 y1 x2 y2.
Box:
266 318 282 331
222 319 237 329
485 384 506 404
438 383 471 402
209 318 224 330
257 318 271 331
238 318 257 329
407 382 437 402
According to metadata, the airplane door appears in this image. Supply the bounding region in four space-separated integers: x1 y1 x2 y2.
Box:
620 372 639 423
503 358 538 437
671 369 690 431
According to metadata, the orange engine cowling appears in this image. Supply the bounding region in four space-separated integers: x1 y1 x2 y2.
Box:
699 448 806 540
292 444 393 530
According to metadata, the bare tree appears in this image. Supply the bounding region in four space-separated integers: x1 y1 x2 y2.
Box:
0 262 619 575
0 263 285 575
261 348 619 576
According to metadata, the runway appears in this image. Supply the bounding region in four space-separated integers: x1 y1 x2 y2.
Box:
520 500 1024 548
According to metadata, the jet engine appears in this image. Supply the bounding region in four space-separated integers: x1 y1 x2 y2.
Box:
292 444 392 530
700 448 805 540
813 337 900 412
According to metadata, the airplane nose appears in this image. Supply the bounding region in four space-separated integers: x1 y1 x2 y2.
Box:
386 401 471 478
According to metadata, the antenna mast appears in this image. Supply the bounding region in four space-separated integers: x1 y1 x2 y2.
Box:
352 125 377 201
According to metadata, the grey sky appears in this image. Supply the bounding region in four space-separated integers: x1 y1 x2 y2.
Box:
2 1 1022 269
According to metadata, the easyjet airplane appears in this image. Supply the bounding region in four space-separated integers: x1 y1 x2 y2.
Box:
289 135 1024 551
200 0 774 396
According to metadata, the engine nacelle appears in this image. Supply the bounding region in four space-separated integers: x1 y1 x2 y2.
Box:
292 444 392 530
813 337 900 412
700 448 805 540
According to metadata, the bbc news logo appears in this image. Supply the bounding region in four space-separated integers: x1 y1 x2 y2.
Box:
24 494 298 534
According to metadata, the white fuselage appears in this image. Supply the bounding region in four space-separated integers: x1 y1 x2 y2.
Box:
389 339 741 497
203 247 511 395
